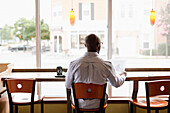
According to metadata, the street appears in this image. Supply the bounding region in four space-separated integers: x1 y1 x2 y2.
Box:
0 50 170 68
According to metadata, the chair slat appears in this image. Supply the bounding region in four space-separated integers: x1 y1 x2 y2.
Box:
5 79 43 113
7 79 34 94
147 80 170 97
72 82 107 113
74 83 105 99
129 80 170 113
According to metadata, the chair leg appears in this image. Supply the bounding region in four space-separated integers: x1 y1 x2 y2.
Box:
41 99 44 113
100 109 105 113
73 109 83 113
31 103 34 113
129 102 136 113
155 110 159 113
73 109 76 113
102 109 105 113
147 108 151 113
9 104 13 113
15 105 18 113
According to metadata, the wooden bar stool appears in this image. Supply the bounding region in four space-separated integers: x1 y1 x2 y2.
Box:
5 79 43 113
129 80 170 113
72 83 107 113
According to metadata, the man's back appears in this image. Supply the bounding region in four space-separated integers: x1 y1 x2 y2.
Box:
65 34 126 109
69 52 111 85
65 52 126 109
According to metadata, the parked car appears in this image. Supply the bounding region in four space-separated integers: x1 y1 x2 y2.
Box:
42 46 50 52
8 44 26 52
8 44 35 52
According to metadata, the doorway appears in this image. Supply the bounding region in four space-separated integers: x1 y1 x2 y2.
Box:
54 35 62 53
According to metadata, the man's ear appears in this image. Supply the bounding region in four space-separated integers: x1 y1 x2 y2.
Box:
84 43 87 47
97 43 100 47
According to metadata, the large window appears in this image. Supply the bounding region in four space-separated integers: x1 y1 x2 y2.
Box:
111 0 170 97
0 0 170 97
40 0 108 97
112 0 170 68
39 0 108 68
0 0 36 68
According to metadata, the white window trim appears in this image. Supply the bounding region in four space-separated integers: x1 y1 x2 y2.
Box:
36 0 41 68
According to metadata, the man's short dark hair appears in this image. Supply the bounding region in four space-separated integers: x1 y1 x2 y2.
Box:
85 34 100 52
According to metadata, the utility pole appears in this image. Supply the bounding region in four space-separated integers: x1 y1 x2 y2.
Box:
18 22 25 42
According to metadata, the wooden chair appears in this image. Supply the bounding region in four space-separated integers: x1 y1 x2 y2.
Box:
5 79 43 113
129 80 170 113
72 83 107 113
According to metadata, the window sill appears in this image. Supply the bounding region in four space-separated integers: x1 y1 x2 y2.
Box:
42 97 130 104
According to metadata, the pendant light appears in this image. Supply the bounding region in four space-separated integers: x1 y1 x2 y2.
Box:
70 0 75 26
150 0 155 25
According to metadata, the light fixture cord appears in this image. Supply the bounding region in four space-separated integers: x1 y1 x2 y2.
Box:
152 0 153 10
72 0 73 9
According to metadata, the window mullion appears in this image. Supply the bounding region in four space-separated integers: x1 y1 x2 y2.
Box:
35 0 41 68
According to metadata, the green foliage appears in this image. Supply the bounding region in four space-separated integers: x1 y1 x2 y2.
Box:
158 4 170 36
1 24 12 41
141 50 150 56
13 18 50 41
142 43 170 56
157 43 170 56
40 20 50 40
13 18 35 41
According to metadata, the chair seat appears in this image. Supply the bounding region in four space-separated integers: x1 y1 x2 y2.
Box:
12 93 41 105
71 103 107 111
129 98 168 109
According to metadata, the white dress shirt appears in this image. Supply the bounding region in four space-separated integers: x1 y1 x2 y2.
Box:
65 52 126 109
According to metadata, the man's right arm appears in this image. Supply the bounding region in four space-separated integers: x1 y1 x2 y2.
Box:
106 62 126 88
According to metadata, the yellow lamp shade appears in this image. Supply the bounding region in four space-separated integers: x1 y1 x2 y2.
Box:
70 9 75 26
150 9 155 25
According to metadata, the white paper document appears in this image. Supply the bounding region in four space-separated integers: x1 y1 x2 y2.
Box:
111 60 126 74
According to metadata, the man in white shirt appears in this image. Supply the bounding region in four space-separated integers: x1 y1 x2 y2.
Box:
65 34 127 109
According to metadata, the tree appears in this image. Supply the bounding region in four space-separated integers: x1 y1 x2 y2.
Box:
157 2 170 58
13 18 36 41
13 18 50 41
41 19 50 40
1 24 12 41
158 3 170 36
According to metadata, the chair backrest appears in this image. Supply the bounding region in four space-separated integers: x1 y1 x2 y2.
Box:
73 83 106 99
6 79 35 93
5 79 36 113
145 80 170 97
72 82 107 111
145 80 170 112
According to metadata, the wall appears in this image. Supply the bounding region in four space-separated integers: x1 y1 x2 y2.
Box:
0 95 168 113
